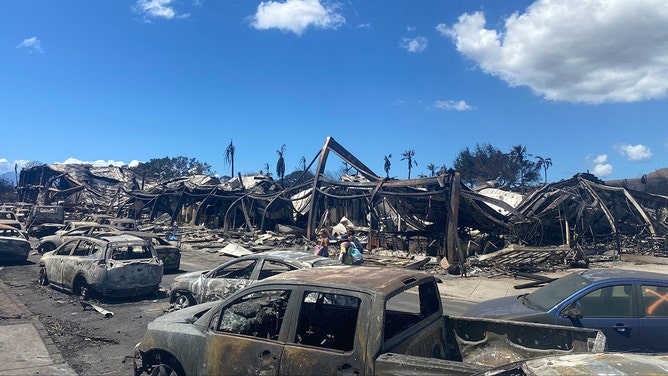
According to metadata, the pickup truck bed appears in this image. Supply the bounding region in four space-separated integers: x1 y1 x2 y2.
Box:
134 266 605 376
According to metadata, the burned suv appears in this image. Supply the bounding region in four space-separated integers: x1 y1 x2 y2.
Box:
38 234 163 299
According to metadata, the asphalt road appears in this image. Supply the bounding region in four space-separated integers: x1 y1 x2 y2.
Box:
0 243 236 376
0 242 473 375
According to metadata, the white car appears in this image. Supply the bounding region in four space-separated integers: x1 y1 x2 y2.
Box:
38 234 163 299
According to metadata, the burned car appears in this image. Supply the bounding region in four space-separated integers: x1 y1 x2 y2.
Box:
0 210 28 239
169 250 340 308
0 224 31 263
38 234 163 299
37 224 121 254
124 231 181 272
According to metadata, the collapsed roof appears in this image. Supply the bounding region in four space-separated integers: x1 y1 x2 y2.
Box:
17 138 668 263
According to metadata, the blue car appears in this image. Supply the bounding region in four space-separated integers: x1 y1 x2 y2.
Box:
464 269 668 352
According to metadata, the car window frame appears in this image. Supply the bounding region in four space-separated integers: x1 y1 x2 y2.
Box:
55 239 81 256
210 288 293 342
209 259 258 280
568 283 636 318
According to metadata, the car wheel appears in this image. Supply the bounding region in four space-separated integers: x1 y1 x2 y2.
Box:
73 276 91 300
38 242 56 254
173 292 194 309
38 268 49 286
149 355 185 376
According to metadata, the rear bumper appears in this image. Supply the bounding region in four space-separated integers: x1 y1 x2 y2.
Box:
100 284 160 298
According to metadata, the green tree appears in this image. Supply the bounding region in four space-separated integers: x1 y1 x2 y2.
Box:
129 156 212 180
401 149 417 179
535 156 553 184
0 178 16 202
224 139 235 177
276 144 286 186
383 154 392 178
283 169 315 187
509 145 540 187
452 144 512 187
453 143 543 188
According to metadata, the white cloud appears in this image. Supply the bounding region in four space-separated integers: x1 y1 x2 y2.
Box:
593 163 613 177
0 159 32 174
50 158 139 168
133 0 189 21
434 100 474 111
16 37 43 54
439 0 668 104
249 0 345 36
593 154 608 164
586 154 613 177
0 158 141 174
614 143 653 161
399 36 428 53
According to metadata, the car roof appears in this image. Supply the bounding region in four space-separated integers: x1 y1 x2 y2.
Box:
61 234 147 245
579 269 668 283
109 218 135 223
123 231 159 239
261 265 434 296
238 249 338 265
98 234 148 243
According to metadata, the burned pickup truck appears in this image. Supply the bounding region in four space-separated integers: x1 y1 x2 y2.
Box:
134 266 605 376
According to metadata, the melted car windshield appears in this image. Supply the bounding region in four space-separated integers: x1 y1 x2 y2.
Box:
525 272 590 311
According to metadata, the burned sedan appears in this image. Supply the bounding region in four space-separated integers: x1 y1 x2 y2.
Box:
0 224 31 263
38 234 163 299
124 231 181 272
37 224 121 254
169 250 339 308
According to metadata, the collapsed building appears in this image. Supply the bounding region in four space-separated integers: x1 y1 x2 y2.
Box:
17 137 668 271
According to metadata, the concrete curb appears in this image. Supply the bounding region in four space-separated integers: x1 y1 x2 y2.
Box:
0 280 77 375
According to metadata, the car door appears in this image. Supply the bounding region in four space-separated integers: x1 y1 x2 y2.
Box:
556 284 640 351
280 289 367 376
47 240 79 289
201 287 292 375
638 284 668 352
60 239 98 291
199 259 258 303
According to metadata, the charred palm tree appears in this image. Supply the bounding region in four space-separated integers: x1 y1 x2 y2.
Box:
427 163 436 177
384 154 392 178
224 139 235 177
401 149 417 179
276 144 286 186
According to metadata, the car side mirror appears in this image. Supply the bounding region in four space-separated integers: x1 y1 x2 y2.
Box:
561 307 583 320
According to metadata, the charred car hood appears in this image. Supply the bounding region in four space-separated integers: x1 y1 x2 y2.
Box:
174 270 208 283
464 295 546 320
152 300 219 325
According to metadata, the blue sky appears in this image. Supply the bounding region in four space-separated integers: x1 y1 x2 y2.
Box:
1 0 667 183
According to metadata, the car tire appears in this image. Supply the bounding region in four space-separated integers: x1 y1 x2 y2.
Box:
149 355 185 376
38 268 49 286
173 292 194 309
73 276 91 300
38 242 57 254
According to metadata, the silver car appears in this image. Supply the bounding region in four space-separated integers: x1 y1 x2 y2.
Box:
38 234 163 299
169 250 340 308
